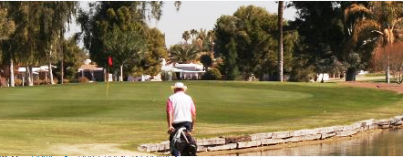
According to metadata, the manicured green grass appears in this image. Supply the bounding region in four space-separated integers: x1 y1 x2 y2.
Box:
0 81 402 155
362 73 385 77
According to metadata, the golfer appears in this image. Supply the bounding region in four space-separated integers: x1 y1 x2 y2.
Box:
166 82 196 156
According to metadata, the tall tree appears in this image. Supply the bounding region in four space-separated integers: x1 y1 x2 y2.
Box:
56 35 86 83
290 2 345 81
78 2 177 78
215 5 295 80
3 2 77 86
214 15 239 80
0 6 15 87
139 27 168 77
278 1 284 82
39 2 77 85
6 2 43 86
103 25 147 81
199 54 213 72
345 2 403 83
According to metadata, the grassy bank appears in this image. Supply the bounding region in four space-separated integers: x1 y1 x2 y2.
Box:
0 81 402 155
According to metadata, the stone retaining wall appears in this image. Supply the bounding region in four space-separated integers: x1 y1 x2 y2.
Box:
138 116 403 153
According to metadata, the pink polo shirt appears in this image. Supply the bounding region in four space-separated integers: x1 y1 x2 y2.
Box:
166 91 196 124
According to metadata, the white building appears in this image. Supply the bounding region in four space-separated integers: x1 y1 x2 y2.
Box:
161 59 205 81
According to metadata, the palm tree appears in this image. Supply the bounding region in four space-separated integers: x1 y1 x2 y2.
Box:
182 31 190 44
207 30 215 52
190 29 198 40
344 2 403 83
278 1 284 82
169 44 198 64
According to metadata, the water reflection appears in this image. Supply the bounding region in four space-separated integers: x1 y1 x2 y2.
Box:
231 129 403 156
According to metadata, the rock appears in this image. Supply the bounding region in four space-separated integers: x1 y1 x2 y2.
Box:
395 116 403 121
332 126 345 133
390 117 403 126
291 129 310 137
381 125 390 129
157 143 170 152
197 138 226 146
336 130 358 137
261 139 285 145
272 131 292 139
352 122 362 130
375 119 390 126
207 143 237 151
225 135 251 144
368 124 378 130
321 132 336 139
197 145 208 152
303 134 322 141
288 136 304 143
360 119 375 127
317 127 336 134
146 144 158 152
393 121 403 126
250 133 272 141
237 140 262 148
292 129 319 136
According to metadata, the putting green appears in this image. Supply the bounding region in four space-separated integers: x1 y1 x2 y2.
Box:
0 81 401 155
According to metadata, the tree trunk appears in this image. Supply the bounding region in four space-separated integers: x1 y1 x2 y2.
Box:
49 45 54 85
27 66 33 86
345 68 356 81
386 65 390 84
22 73 25 87
49 62 54 85
10 58 15 87
60 30 64 84
386 52 390 83
321 73 325 83
119 64 123 81
277 1 284 82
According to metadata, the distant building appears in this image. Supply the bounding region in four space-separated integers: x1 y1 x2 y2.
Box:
17 65 56 85
161 59 205 81
77 59 105 82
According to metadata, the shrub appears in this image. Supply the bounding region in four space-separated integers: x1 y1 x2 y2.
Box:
78 77 90 83
289 58 316 82
14 79 22 86
289 66 316 82
33 80 42 85
202 68 222 80
53 78 59 84
41 79 50 85
62 79 69 84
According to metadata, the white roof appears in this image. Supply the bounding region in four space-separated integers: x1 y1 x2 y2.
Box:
18 65 56 73
162 63 205 73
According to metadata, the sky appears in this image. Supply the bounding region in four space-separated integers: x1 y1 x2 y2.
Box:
66 1 297 48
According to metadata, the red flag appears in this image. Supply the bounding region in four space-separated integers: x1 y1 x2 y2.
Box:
108 56 113 67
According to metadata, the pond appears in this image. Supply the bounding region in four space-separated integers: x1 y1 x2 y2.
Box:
227 129 403 156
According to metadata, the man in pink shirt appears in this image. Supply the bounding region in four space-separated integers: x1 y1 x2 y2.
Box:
166 82 197 156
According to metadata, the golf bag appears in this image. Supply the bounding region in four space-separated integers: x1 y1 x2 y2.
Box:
171 127 197 156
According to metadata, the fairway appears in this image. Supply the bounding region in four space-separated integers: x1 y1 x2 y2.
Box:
0 81 402 155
